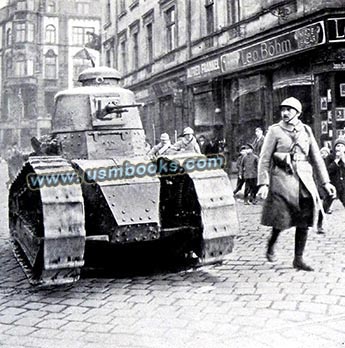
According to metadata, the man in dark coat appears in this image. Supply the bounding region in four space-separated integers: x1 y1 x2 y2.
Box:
252 127 265 156
257 97 336 271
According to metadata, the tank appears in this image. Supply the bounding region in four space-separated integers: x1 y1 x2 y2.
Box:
8 67 240 286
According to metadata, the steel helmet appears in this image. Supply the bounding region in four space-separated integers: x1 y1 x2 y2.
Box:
160 133 170 141
183 127 194 135
280 97 302 113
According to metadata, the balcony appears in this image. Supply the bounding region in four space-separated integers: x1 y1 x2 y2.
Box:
5 76 38 87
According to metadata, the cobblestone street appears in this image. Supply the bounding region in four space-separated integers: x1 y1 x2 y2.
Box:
0 162 345 348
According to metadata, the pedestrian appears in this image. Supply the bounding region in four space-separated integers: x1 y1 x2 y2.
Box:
197 135 208 154
171 127 201 154
147 133 172 158
233 145 247 196
257 97 336 271
252 127 265 156
316 147 335 234
240 144 258 205
327 138 345 208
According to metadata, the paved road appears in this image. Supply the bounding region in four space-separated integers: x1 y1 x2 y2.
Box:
0 162 345 348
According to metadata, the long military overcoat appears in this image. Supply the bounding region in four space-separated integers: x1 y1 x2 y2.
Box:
258 120 330 230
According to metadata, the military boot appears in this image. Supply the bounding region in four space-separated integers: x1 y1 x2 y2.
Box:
266 228 280 262
293 227 314 271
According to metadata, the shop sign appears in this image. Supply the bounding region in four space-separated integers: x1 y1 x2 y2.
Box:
186 57 221 83
333 62 345 70
328 18 345 42
221 21 325 73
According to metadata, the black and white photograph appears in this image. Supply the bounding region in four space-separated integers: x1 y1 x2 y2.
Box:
0 1 345 348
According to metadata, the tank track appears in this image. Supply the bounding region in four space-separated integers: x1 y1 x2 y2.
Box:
9 156 85 286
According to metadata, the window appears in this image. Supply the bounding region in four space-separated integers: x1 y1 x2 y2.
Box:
45 25 56 44
72 49 94 84
76 1 90 15
47 0 56 13
6 28 12 46
120 40 127 74
119 0 126 13
27 0 35 11
5 57 12 77
132 32 139 70
27 23 34 42
227 0 239 25
72 27 95 46
146 23 153 63
105 49 111 67
165 6 176 51
15 23 26 42
15 55 26 76
205 1 214 35
17 1 26 10
45 50 57 79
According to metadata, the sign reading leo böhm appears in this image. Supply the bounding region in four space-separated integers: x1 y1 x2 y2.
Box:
221 21 325 73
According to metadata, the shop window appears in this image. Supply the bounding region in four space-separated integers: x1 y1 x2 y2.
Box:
194 90 216 126
45 25 56 44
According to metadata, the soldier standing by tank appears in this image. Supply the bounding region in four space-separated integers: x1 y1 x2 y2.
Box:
147 133 172 158
257 97 336 271
171 127 201 154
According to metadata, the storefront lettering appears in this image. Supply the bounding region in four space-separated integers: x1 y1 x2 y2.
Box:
241 39 292 66
238 21 324 69
187 57 220 82
328 18 345 42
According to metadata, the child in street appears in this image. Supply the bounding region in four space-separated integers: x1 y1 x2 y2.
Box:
233 145 247 197
240 144 259 205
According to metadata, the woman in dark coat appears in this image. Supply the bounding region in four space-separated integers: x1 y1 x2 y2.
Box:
257 97 336 271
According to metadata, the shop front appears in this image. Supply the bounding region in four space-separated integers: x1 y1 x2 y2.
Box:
186 14 345 165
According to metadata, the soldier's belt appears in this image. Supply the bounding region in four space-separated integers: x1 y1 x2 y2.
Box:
291 153 308 161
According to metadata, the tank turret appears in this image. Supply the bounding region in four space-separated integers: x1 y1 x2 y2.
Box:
8 67 239 286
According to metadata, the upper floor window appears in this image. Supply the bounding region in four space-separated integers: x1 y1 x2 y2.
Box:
15 23 26 42
47 0 56 13
227 0 239 25
27 23 34 42
119 0 126 13
72 27 95 46
27 0 35 11
45 25 56 44
73 49 94 85
17 1 26 10
15 54 26 76
165 6 176 51
5 57 12 77
146 22 153 63
205 0 214 35
132 31 138 70
76 1 90 15
6 28 12 46
120 40 127 74
45 50 57 79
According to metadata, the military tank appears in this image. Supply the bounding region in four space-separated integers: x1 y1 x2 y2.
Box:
8 67 239 286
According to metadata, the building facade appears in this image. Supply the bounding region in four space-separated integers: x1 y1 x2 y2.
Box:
103 0 345 165
0 0 101 155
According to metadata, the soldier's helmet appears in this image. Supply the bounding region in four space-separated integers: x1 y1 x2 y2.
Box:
280 97 302 113
183 127 194 135
160 133 170 141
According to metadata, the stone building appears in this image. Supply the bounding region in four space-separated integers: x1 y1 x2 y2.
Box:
0 0 101 154
103 0 345 162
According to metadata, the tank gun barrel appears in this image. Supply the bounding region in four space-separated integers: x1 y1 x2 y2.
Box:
97 101 144 119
